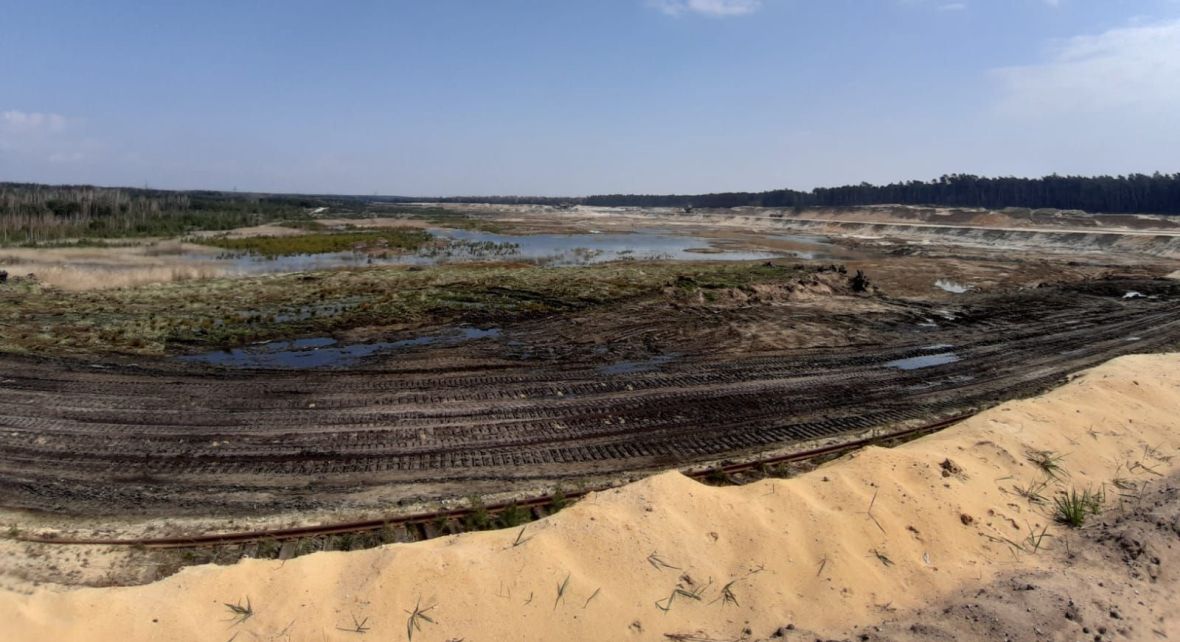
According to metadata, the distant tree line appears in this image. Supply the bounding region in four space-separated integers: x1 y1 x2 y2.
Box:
428 173 1180 215
0 183 328 244
4 172 1180 244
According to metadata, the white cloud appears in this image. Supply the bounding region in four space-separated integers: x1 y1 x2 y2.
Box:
1 110 68 133
650 0 763 17
993 20 1180 118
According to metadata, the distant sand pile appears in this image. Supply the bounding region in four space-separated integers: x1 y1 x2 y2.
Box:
2 354 1178 641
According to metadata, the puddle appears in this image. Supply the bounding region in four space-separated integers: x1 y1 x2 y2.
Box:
598 353 680 376
934 280 972 294
180 326 501 369
884 352 961 370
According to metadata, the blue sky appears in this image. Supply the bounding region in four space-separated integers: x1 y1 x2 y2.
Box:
2 0 1179 196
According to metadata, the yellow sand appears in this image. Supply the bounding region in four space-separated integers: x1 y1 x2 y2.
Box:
2 354 1177 641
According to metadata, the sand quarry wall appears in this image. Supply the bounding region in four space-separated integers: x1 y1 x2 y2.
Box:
2 354 1178 641
768 219 1180 258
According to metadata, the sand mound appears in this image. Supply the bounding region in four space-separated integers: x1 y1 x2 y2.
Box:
2 354 1178 641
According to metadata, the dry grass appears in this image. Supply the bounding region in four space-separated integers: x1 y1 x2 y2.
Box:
1 241 225 290
18 264 225 291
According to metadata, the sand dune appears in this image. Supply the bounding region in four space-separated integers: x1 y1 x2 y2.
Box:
2 354 1177 641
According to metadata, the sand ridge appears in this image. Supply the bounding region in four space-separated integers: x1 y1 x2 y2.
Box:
1 354 1177 641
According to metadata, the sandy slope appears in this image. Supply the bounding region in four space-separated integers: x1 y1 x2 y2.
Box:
1 354 1178 642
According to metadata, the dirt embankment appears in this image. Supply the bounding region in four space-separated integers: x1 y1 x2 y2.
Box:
781 218 1180 259
535 205 1180 259
1 353 1177 641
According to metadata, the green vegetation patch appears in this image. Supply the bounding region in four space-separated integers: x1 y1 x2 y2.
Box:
0 261 801 357
193 229 434 258
366 205 507 233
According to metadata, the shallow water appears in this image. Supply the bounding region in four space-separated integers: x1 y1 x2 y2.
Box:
180 326 501 369
934 279 972 294
884 352 961 370
213 229 837 274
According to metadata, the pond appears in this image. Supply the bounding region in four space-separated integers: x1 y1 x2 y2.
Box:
215 229 839 274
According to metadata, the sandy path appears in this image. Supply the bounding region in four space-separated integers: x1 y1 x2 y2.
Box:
1 353 1177 641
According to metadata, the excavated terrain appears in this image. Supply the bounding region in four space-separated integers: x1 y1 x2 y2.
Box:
2 275 1178 518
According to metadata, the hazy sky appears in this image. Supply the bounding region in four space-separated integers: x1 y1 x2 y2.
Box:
2 1 1179 196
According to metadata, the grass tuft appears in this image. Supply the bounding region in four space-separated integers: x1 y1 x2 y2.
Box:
1053 486 1104 527
1011 478 1050 504
1026 450 1067 480
404 598 435 641
223 596 254 625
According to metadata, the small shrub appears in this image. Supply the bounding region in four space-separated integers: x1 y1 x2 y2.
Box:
499 502 528 528
465 495 491 530
551 486 568 511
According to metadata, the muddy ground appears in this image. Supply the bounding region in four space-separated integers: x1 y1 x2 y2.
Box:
2 272 1179 522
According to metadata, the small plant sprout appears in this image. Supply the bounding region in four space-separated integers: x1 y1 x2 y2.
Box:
336 613 370 634
647 551 681 571
554 572 571 610
1024 523 1052 553
583 587 601 609
708 563 766 607
512 525 532 547
404 598 436 642
711 580 740 607
865 488 885 533
1011 478 1049 504
655 582 709 614
1054 486 1105 527
223 596 254 625
1026 450 1066 479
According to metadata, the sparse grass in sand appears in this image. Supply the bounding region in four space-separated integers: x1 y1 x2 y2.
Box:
1011 478 1050 504
1053 486 1105 527
335 613 371 634
1027 449 1067 479
554 573 571 610
404 598 435 641
222 596 254 626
